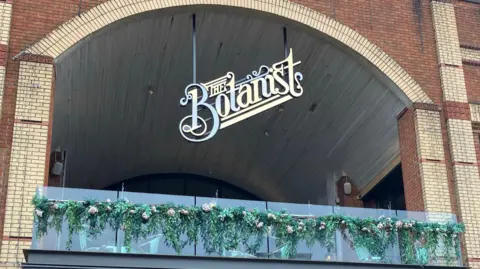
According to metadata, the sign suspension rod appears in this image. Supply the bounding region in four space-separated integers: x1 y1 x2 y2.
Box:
192 14 197 83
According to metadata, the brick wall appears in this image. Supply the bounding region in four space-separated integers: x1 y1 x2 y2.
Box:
0 0 478 267
455 2 480 47
471 122 480 269
0 2 11 119
456 1 480 118
0 59 52 266
398 108 424 212
397 107 453 213
0 2 442 251
465 65 480 102
433 1 480 267
295 0 442 103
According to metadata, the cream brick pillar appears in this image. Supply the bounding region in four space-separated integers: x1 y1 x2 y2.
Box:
0 62 53 266
461 48 480 64
0 2 12 117
398 106 452 214
432 1 480 267
414 109 452 214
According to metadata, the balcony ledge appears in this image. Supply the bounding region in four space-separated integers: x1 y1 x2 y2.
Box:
22 249 467 269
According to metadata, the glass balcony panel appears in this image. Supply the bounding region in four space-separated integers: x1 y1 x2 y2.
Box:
396 210 461 266
37 186 118 201
396 210 457 223
31 187 462 267
195 197 268 258
32 187 118 252
266 202 334 261
117 191 195 256
333 206 399 264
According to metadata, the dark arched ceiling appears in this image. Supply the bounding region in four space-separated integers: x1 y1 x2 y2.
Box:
53 6 407 203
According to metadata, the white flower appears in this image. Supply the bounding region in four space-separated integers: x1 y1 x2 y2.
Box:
167 208 175 217
35 209 43 217
242 211 247 216
202 203 211 212
377 223 384 229
129 209 135 214
386 217 391 222
142 212 149 220
179 209 189 215
453 234 457 238
319 225 325 230
256 221 264 229
151 206 157 213
362 227 369 232
267 213 276 220
435 228 440 232
52 203 59 210
286 225 294 234
341 220 345 224
209 202 216 208
105 199 111 203
321 221 326 226
106 206 112 212
88 206 98 215
395 221 403 229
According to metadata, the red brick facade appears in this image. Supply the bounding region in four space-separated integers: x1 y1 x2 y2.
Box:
0 0 479 267
456 1 480 47
397 108 425 212
465 64 480 102
1 0 451 213
457 1 480 105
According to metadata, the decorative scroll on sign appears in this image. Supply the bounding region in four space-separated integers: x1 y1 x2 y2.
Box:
179 49 304 142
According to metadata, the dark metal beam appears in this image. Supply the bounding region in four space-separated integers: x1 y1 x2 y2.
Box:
23 249 467 269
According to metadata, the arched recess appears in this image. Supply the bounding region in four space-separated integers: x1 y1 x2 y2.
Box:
21 0 433 105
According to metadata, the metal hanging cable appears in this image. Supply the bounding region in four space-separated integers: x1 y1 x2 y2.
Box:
192 14 197 84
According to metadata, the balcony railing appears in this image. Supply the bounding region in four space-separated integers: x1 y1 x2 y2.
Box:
31 187 463 266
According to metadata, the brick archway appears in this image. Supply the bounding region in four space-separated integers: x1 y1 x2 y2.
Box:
21 0 432 105
1 1 479 268
3 0 463 267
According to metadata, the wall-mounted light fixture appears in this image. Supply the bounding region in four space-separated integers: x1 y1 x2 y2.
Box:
51 147 64 176
343 171 352 195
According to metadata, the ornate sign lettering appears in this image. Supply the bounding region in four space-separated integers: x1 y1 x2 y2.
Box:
179 49 303 142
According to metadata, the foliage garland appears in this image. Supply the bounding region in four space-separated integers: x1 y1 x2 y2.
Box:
32 194 464 265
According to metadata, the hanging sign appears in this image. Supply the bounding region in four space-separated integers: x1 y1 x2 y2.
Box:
179 49 304 142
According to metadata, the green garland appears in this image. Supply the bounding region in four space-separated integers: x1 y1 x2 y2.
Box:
32 194 464 265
